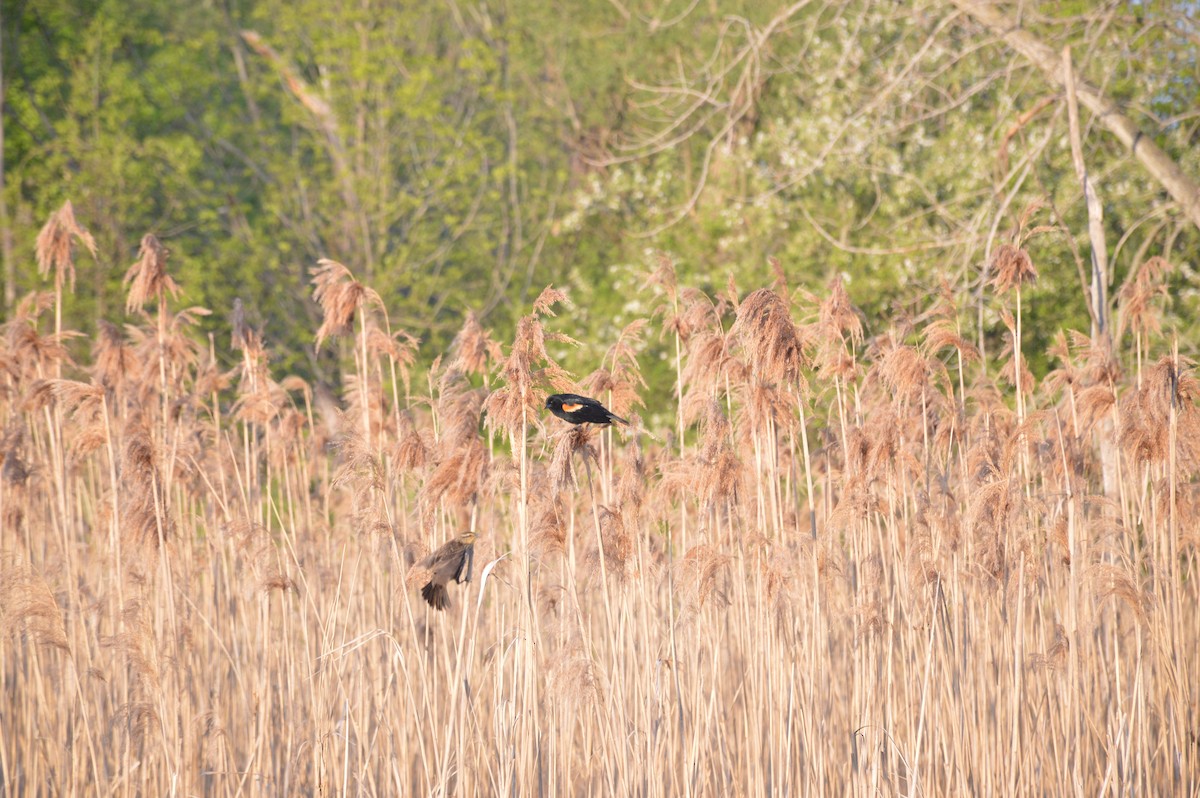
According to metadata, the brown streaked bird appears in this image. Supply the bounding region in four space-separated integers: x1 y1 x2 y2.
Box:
545 393 628 426
418 530 477 610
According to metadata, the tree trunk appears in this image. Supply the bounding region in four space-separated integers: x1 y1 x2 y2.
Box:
1063 46 1119 499
1062 47 1109 339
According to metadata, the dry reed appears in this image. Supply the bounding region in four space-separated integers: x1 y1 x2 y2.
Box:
1 207 1197 798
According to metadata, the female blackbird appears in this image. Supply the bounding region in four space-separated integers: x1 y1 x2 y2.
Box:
417 530 477 610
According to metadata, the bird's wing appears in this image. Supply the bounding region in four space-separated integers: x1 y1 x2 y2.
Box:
558 394 603 413
425 541 463 582
453 545 475 584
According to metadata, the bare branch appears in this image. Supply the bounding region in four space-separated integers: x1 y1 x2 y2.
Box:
799 204 982 256
947 0 1200 231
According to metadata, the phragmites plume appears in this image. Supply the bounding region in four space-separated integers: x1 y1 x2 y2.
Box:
533 285 570 317
582 319 648 418
616 432 646 514
421 373 489 528
876 340 930 405
993 201 1054 296
13 290 55 321
483 285 577 441
643 251 678 300
3 313 77 383
921 282 979 363
450 311 502 377
1086 562 1150 622
36 200 96 293
227 520 299 597
420 439 489 530
124 234 180 314
92 321 141 392
114 418 173 576
329 411 389 534
0 561 70 650
366 325 419 394
732 288 807 384
45 379 106 422
311 259 382 350
595 505 635 582
392 411 430 472
1118 355 1200 467
696 400 742 512
738 378 798 435
436 370 487 450
988 244 1038 294
922 318 981 374
680 329 735 424
1116 256 1172 339
819 277 864 347
530 496 567 557
677 543 731 614
646 253 699 346
545 639 601 708
1028 623 1069 673
549 426 595 491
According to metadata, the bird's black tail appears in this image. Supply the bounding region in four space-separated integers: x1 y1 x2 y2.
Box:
421 583 450 610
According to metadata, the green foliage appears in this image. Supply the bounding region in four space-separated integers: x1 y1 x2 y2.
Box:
3 0 1198 389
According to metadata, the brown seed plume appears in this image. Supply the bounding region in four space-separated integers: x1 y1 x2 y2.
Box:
450 311 502 377
819 277 864 347
732 288 806 384
988 244 1038 294
677 543 730 613
549 425 595 491
36 200 96 293
1116 256 1172 339
0 561 69 650
483 286 576 441
311 259 382 350
1118 355 1200 466
92 321 141 393
124 234 180 313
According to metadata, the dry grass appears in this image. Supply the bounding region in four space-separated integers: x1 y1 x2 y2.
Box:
1 227 1198 796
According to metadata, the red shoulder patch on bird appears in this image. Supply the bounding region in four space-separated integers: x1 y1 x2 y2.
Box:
560 402 583 412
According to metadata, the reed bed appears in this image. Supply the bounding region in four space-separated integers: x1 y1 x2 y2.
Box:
1 207 1197 796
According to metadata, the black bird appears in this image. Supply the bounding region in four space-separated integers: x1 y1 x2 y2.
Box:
545 393 628 426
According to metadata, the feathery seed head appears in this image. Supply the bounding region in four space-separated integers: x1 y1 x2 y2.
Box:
988 244 1038 294
124 234 180 313
36 200 96 293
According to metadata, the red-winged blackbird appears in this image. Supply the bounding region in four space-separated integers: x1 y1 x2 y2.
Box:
417 530 476 610
545 393 628 426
